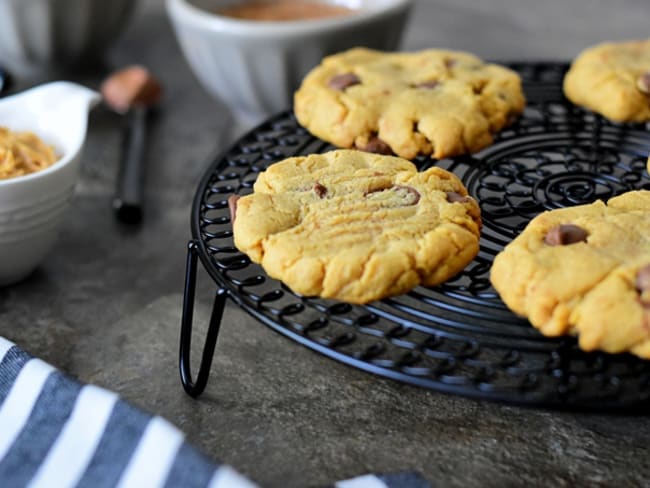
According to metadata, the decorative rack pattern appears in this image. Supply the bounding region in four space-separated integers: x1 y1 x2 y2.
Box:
180 62 650 411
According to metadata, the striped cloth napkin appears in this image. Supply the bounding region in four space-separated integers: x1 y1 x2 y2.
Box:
0 337 430 488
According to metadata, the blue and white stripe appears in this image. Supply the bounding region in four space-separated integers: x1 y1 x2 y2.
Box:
0 337 430 488
334 472 431 488
0 337 256 488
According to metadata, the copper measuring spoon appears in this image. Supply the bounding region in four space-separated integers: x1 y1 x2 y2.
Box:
101 65 162 224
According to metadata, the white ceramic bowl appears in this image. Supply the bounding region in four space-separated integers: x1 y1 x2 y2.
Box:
0 0 138 76
166 0 412 124
0 82 100 286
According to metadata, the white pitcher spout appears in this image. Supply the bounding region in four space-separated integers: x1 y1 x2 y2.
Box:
1 81 101 115
0 81 101 167
38 81 102 111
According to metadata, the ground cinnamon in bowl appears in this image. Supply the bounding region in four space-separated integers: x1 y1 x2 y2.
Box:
0 127 58 180
217 0 356 21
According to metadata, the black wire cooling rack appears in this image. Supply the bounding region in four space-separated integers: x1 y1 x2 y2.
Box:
180 62 650 411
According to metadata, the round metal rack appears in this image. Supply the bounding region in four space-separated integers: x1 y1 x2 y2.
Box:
179 62 650 411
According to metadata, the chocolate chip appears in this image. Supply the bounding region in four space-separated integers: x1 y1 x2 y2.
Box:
416 80 440 89
507 113 520 125
365 185 420 205
328 73 360 91
636 264 650 294
228 195 240 224
544 224 589 246
313 182 327 198
445 59 457 68
364 182 393 196
472 80 487 95
358 136 392 155
446 191 472 203
394 185 421 205
637 72 650 94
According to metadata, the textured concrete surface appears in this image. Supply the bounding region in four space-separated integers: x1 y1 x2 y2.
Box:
1 0 650 486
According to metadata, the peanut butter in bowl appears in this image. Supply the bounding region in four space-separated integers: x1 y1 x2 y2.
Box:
0 127 58 180
217 0 356 21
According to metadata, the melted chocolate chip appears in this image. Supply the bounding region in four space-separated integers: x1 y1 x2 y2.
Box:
506 113 520 125
636 264 650 295
445 58 457 68
359 136 392 155
328 73 361 91
394 185 421 205
446 191 472 203
544 224 589 246
228 195 240 224
472 80 487 95
364 182 393 196
365 185 420 205
313 182 327 198
637 72 650 94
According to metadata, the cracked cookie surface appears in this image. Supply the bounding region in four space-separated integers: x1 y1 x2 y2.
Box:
232 150 481 304
490 190 650 359
563 39 650 122
293 47 526 160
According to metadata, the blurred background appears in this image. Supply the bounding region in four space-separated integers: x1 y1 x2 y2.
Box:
1 2 649 487
404 0 648 58
3 0 649 121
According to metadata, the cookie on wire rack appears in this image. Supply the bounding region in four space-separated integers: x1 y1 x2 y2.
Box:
563 39 650 122
293 47 526 160
230 150 481 304
490 190 650 359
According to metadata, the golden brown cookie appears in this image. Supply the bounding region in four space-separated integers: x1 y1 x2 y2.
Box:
232 149 481 304
563 39 650 122
293 47 526 160
490 190 650 359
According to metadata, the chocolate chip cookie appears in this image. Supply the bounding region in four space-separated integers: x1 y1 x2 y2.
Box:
563 39 650 122
232 150 481 304
293 47 526 160
490 190 650 359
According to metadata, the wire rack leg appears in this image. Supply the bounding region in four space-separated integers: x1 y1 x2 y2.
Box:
179 240 228 397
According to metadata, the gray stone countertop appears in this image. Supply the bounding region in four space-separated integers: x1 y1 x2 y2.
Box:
2 0 649 486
